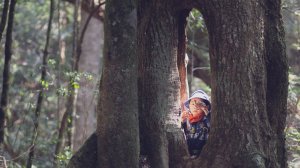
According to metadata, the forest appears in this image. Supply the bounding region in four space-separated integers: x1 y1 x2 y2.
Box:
0 0 299 168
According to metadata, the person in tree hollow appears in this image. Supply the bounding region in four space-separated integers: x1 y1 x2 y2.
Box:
181 90 211 159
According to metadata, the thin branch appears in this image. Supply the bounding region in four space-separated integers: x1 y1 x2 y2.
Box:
0 0 10 43
54 109 68 157
53 0 63 164
77 2 104 63
64 0 105 21
6 144 35 162
79 2 104 47
3 142 18 160
26 0 55 167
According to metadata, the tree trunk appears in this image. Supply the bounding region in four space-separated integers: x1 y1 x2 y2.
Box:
27 0 55 167
72 8 103 152
66 0 288 167
66 0 81 149
97 0 139 167
0 0 10 43
187 0 288 167
55 0 81 155
0 0 16 148
138 1 188 167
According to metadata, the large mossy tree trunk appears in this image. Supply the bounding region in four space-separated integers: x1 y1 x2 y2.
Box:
97 0 139 167
187 0 288 167
137 1 189 167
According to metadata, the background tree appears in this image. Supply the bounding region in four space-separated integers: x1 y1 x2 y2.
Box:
26 0 55 167
0 0 10 43
0 0 16 149
0 1 87 166
55 0 82 157
72 2 104 152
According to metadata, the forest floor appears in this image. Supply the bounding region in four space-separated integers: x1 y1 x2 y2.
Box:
286 105 300 168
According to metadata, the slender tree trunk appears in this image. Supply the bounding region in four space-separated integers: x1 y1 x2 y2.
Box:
66 0 81 149
97 0 139 167
138 1 188 167
0 0 16 150
55 0 81 155
0 0 10 43
185 0 288 167
73 8 103 152
54 0 67 160
26 0 54 167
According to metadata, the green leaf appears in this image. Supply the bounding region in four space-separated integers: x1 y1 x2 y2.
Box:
72 82 80 89
40 80 49 89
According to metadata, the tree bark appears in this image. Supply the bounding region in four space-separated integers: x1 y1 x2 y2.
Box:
97 0 139 167
138 1 188 167
186 0 288 167
0 0 10 43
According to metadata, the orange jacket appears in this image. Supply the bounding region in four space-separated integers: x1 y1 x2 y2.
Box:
181 110 205 123
189 110 205 123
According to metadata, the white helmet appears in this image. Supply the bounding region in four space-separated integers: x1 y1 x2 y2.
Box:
184 90 211 111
